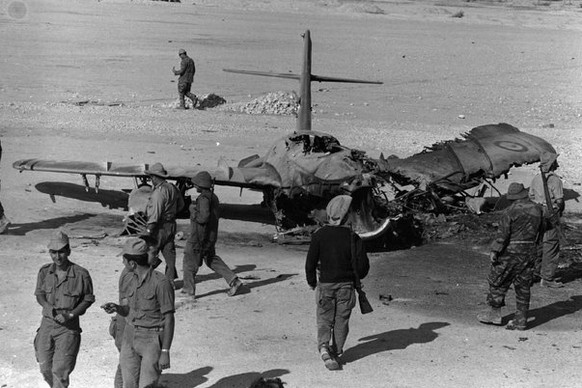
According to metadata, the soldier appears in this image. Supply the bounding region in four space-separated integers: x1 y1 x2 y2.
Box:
102 238 175 388
34 230 95 387
181 171 243 298
477 183 543 331
172 48 198 110
142 162 185 289
529 151 565 288
306 195 369 370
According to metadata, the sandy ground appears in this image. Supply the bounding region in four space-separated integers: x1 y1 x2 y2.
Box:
1 0 582 387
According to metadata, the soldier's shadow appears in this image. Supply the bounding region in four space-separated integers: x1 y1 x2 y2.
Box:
194 272 297 299
525 295 582 329
342 322 450 364
159 366 212 388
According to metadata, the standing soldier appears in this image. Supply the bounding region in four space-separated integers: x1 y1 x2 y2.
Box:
143 162 184 289
172 48 198 110
529 151 565 288
34 230 95 387
306 195 370 370
102 237 175 388
477 183 543 331
181 171 243 298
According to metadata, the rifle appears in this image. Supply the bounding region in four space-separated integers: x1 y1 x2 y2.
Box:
539 166 568 246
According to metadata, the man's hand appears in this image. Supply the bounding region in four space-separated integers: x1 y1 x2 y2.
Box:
159 351 170 370
489 252 498 264
54 313 73 324
42 305 56 318
101 302 119 314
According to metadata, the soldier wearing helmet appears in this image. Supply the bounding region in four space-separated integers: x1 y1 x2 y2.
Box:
181 171 244 298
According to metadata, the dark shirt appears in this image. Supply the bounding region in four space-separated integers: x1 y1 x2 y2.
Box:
176 56 195 84
146 180 184 226
491 198 543 254
126 268 175 329
305 225 369 288
189 189 219 251
35 262 95 329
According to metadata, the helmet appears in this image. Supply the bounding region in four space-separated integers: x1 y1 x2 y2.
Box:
191 171 212 189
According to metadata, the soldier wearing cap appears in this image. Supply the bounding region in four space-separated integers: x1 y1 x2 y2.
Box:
34 230 95 388
172 48 198 110
143 162 185 289
102 237 175 388
529 151 565 288
181 171 243 298
477 182 543 331
305 195 369 370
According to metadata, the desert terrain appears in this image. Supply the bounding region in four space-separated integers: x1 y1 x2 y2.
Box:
1 0 582 387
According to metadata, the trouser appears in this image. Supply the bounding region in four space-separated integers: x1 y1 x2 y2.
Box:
109 315 127 388
0 199 4 218
178 82 197 107
151 222 177 283
120 325 163 388
535 227 560 281
34 318 81 388
486 248 536 315
316 282 356 356
182 241 237 295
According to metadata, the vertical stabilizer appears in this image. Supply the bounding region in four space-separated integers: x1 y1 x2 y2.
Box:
223 30 382 132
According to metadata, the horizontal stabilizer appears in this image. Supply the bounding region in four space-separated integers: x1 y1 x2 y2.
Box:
223 69 300 80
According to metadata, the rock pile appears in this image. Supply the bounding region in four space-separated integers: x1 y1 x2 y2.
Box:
224 91 299 116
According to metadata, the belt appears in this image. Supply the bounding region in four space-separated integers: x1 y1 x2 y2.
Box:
509 240 535 244
134 325 164 332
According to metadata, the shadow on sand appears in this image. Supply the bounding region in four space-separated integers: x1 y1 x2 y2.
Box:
159 366 289 388
525 295 582 329
5 213 98 236
342 322 450 364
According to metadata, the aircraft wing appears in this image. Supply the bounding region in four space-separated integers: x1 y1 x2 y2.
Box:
377 123 556 192
13 159 282 190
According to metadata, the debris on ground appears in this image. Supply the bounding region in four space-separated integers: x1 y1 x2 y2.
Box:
222 91 299 115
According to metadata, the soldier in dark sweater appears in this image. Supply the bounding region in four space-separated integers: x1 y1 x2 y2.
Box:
305 195 369 370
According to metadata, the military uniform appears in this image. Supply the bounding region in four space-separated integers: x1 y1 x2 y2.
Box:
120 267 175 388
173 49 197 109
479 183 543 330
529 168 564 284
182 171 242 297
34 232 95 388
144 163 184 286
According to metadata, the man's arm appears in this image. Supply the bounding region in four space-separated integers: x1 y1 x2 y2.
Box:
193 195 211 224
173 58 187 76
70 272 96 318
305 235 320 289
158 312 175 370
36 294 55 318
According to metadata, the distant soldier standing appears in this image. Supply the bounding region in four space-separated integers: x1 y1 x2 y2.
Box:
181 171 243 298
172 48 198 110
529 151 565 288
34 230 95 387
143 162 185 289
478 183 543 331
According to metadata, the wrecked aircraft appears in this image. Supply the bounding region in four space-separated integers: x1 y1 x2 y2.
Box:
12 30 555 245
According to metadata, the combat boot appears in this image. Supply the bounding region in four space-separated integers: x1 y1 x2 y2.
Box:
0 214 10 234
477 307 502 325
227 278 243 297
506 309 527 331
